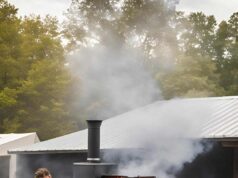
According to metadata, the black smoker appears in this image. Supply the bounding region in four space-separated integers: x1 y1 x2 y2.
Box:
73 120 117 178
73 120 156 178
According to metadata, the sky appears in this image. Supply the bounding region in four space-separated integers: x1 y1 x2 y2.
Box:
7 0 238 23
177 0 238 22
8 0 71 21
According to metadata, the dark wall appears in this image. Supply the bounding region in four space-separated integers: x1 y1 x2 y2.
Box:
176 142 234 178
16 152 87 178
15 142 234 178
0 156 10 178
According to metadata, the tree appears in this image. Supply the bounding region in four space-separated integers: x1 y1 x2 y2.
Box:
156 12 225 99
0 5 76 139
0 0 21 132
212 12 238 95
0 0 21 89
179 12 217 57
12 60 74 140
64 0 178 68
222 12 238 94
157 54 222 99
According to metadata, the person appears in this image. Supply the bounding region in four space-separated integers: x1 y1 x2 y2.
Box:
34 168 52 178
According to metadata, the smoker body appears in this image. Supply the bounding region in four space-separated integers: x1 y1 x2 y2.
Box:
73 163 117 178
73 120 154 178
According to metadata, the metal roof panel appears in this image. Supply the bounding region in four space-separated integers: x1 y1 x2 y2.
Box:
9 96 238 153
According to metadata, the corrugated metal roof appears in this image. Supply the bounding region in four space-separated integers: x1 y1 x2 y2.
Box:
9 96 238 154
201 96 238 138
0 133 39 145
0 133 39 155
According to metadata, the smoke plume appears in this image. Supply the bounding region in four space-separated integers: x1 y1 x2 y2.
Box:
68 45 161 120
102 99 213 178
66 0 182 121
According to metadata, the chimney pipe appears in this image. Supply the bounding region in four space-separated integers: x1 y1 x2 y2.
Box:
87 120 102 162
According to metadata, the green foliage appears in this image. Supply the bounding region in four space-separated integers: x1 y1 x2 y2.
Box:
179 12 217 57
64 0 178 68
20 15 63 61
213 12 238 95
157 55 223 99
15 60 74 139
0 0 21 89
158 11 238 98
0 88 17 107
0 0 75 140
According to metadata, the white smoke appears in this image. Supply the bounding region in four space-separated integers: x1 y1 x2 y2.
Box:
167 0 180 11
66 0 181 122
102 99 213 178
67 45 161 120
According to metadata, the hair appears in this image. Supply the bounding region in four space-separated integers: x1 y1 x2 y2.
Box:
34 168 51 178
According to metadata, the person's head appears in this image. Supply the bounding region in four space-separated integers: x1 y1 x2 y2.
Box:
34 168 51 178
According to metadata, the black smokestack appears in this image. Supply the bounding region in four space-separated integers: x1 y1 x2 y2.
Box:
87 119 102 162
73 119 117 178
